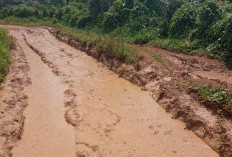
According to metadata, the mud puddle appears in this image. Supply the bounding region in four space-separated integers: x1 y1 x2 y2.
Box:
7 28 75 157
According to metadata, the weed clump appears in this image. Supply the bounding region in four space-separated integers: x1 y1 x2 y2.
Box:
96 39 138 64
188 85 232 113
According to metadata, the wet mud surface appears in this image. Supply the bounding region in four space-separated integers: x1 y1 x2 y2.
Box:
0 25 222 157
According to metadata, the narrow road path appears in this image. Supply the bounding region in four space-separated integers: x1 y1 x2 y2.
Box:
10 29 75 157
1 25 219 157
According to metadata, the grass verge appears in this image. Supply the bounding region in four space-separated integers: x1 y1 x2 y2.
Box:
96 39 138 64
0 17 139 65
0 28 12 84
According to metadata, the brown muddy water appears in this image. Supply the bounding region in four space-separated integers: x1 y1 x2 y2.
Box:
0 25 219 157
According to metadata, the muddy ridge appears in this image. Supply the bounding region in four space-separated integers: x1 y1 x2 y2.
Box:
0 40 31 157
49 27 232 156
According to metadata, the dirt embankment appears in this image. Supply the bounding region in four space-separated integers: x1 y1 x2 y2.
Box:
50 28 232 157
0 39 31 157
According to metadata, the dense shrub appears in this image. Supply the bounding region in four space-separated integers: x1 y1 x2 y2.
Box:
77 15 91 28
190 1 222 45
207 13 232 67
133 28 157 44
124 3 150 33
169 3 197 39
102 12 118 32
144 0 167 17
223 3 232 13
89 0 113 16
11 4 35 18
149 17 169 37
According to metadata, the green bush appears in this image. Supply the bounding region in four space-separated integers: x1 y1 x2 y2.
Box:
149 17 169 37
127 3 150 33
77 15 91 28
102 12 118 32
133 28 158 44
89 0 113 16
52 18 58 24
222 3 232 13
11 4 35 18
169 3 197 39
190 1 222 45
206 13 232 67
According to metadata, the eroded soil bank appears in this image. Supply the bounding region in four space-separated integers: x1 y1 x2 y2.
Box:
51 27 232 156
0 33 32 157
0 25 219 157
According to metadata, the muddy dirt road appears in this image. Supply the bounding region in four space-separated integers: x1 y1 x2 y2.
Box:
0 25 219 157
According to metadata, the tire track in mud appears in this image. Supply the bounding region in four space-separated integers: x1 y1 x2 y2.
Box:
22 33 80 129
1 26 219 157
4 30 76 157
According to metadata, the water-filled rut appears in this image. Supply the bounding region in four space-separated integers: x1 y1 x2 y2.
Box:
1 25 219 157
9 28 75 157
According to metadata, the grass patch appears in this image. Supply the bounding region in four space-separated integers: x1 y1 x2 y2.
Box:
188 85 232 113
0 28 12 84
141 47 166 68
96 39 138 64
0 16 55 26
57 28 102 47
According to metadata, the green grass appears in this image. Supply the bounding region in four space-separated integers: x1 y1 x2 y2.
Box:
0 28 12 84
188 85 232 113
150 38 187 52
57 28 102 47
141 48 166 68
0 16 55 26
0 17 138 65
96 39 138 64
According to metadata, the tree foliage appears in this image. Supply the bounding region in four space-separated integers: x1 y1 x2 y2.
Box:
0 0 232 67
169 3 197 39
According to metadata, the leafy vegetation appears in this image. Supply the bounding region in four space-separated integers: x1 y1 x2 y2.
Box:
96 39 138 64
188 85 232 113
0 0 232 67
0 28 12 83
